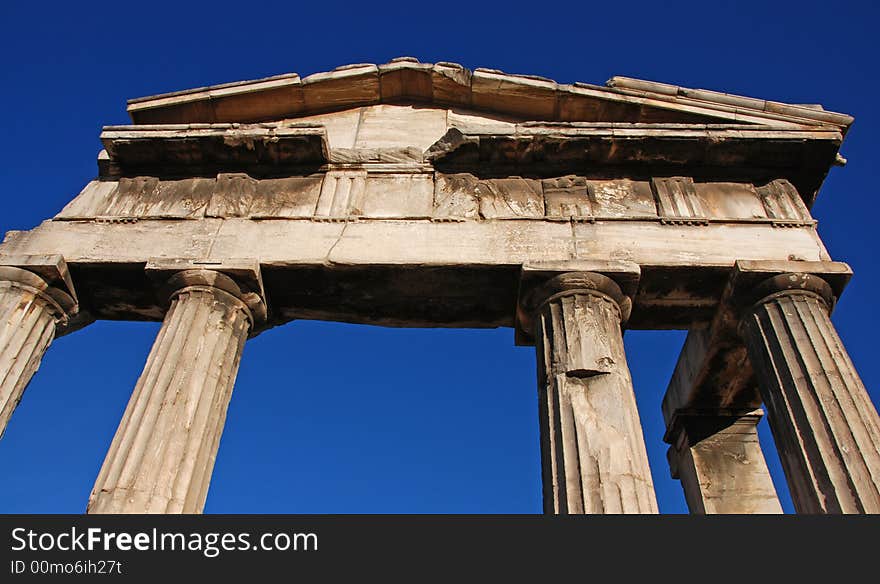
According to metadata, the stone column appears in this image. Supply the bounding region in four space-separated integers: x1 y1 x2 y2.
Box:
740 273 880 513
88 269 261 514
531 272 658 514
666 409 782 514
0 263 76 439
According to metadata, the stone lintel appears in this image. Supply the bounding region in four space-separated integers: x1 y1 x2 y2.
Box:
665 407 782 514
0 217 835 330
664 407 764 448
514 260 640 346
662 323 759 428
145 258 267 328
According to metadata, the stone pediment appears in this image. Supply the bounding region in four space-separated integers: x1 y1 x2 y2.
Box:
126 57 853 131
107 59 851 204
97 102 844 205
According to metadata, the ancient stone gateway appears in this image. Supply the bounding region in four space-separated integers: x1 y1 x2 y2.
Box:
1 58 878 514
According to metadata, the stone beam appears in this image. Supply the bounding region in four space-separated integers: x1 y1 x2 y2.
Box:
662 325 759 424
662 304 782 513
665 406 782 514
0 217 831 330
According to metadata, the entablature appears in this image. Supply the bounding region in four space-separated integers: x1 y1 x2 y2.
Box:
0 59 854 337
95 117 842 205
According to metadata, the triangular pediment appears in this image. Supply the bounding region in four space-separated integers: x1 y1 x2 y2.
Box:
126 57 853 131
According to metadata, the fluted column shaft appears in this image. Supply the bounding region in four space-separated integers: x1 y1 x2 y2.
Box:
667 410 782 514
533 272 658 514
741 273 880 513
0 266 74 439
89 270 254 514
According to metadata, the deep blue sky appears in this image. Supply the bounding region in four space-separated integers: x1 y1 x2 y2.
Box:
1 1 877 514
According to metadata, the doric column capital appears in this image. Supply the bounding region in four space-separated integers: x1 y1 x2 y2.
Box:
146 259 268 332
748 272 835 312
724 260 850 315
161 269 259 328
706 261 851 342
0 255 78 325
529 271 631 322
515 261 640 345
0 255 79 439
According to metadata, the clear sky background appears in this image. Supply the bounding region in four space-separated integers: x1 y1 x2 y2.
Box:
0 0 877 514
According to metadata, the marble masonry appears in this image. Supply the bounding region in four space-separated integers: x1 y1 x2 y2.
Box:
1 58 876 513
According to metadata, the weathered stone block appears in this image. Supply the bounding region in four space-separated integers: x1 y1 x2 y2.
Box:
694 182 767 220
651 177 707 224
315 170 367 218
249 176 324 218
432 174 544 219
378 59 433 101
361 173 433 218
542 176 592 218
301 64 380 112
431 62 471 107
477 178 544 219
471 69 558 119
591 180 657 218
757 179 812 223
354 104 448 151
